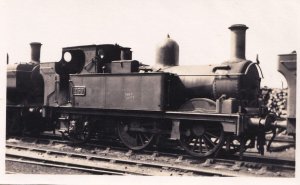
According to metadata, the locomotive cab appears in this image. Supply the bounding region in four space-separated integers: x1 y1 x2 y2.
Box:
42 44 134 107
55 44 132 75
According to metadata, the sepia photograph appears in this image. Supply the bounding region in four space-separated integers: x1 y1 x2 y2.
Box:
0 0 298 184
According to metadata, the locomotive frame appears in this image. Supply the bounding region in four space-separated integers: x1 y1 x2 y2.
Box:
6 24 297 159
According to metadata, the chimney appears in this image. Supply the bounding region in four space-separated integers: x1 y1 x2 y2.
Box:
30 42 42 63
229 24 248 61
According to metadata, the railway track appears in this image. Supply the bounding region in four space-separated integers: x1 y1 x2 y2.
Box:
6 136 295 177
6 143 238 176
6 156 125 175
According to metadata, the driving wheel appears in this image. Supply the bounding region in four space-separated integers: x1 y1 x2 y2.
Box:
179 121 225 157
117 119 156 150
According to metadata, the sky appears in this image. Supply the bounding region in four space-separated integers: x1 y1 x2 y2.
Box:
0 0 299 183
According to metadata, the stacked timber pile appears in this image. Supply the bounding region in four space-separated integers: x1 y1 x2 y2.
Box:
261 87 288 118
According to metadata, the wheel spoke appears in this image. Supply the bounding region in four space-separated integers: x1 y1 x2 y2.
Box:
213 137 219 144
203 138 209 151
192 138 198 151
198 137 203 153
204 134 216 147
143 134 150 141
138 133 144 145
206 131 218 138
134 133 138 145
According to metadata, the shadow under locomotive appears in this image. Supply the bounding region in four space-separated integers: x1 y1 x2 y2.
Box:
6 24 297 158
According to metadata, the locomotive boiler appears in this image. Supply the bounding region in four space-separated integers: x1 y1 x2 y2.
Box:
157 25 261 107
6 24 296 158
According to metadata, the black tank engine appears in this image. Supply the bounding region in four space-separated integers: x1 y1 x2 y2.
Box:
6 25 297 158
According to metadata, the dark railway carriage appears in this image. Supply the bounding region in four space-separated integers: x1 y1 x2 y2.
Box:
6 24 297 158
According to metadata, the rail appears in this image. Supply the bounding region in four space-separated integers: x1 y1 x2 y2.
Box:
6 136 295 177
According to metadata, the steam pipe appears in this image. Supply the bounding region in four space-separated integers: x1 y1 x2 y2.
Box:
30 42 42 64
271 119 287 129
229 24 248 61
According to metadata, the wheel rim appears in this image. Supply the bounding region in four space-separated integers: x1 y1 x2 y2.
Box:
117 120 155 150
179 122 224 157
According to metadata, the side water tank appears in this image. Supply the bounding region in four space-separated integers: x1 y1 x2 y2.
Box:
155 35 179 67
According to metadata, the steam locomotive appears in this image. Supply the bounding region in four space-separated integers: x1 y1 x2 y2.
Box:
6 24 297 158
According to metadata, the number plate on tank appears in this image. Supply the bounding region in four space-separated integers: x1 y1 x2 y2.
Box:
72 86 86 96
